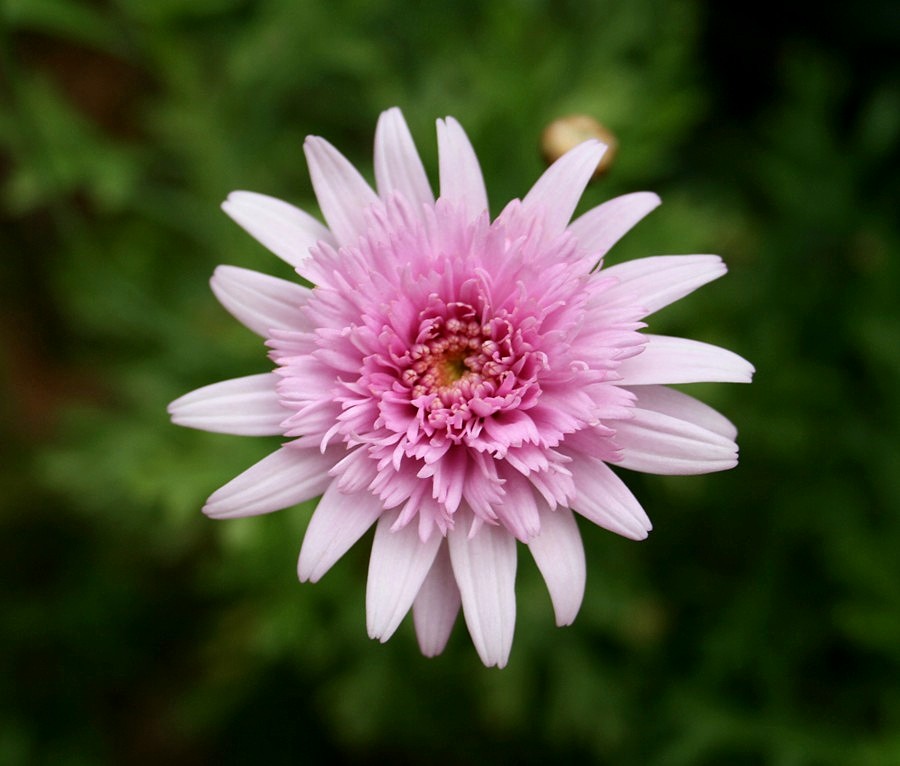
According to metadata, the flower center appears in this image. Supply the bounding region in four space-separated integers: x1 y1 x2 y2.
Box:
404 316 488 402
388 299 549 447
440 354 469 385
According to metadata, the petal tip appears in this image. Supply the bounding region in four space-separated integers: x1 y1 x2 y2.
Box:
297 553 325 584
201 500 228 519
296 549 321 583
645 191 663 209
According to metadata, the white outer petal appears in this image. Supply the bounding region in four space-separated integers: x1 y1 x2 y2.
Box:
566 452 652 540
447 513 517 668
303 136 379 246
568 191 661 264
522 140 606 238
527 507 585 627
203 445 338 519
221 191 332 270
625 385 738 440
600 254 727 316
297 482 384 583
168 373 284 435
366 508 443 642
617 335 755 385
210 265 313 337
613 408 739 475
413 543 461 657
437 117 489 218
374 108 434 211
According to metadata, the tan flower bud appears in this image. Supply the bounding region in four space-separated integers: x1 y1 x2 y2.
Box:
541 115 617 178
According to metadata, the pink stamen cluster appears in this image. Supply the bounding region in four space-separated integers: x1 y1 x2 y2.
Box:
397 303 544 441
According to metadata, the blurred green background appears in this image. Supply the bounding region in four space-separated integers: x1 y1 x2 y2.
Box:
2 0 899 763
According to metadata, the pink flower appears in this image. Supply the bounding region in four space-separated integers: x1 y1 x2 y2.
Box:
169 108 753 667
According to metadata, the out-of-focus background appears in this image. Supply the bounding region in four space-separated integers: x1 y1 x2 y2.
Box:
2 1 899 763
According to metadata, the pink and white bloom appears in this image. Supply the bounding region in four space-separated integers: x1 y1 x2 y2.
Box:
169 108 753 667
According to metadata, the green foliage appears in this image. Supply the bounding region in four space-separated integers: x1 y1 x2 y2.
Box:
1 0 898 763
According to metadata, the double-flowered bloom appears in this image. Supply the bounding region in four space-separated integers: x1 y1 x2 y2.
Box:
169 108 753 667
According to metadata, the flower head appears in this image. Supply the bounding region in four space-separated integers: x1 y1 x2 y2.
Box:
169 108 753 667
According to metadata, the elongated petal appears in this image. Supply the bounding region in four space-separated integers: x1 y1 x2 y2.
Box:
522 140 606 237
203 445 337 519
168 373 284 435
437 117 489 218
614 407 738 475
626 385 737 440
566 452 652 540
568 192 661 264
448 514 517 668
493 469 541 542
210 266 313 337
374 108 434 211
221 191 332 269
617 335 755 385
413 543 461 657
298 481 384 582
600 255 726 315
367 508 443 642
304 136 379 246
527 507 585 626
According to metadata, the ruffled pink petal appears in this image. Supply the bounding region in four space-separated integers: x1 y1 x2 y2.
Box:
565 452 652 540
613 407 738 475
568 191 661 265
617 334 755 385
600 254 726 316
527 506 585 626
210 266 313 337
626 385 737 440
436 116 489 218
203 445 338 519
297 482 384 582
493 469 541 542
304 136 380 247
221 191 333 271
522 140 606 238
413 543 461 657
168 373 284 435
366 508 444 642
374 108 434 212
447 512 517 668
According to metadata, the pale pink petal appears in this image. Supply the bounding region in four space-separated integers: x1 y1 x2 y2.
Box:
203 445 337 519
366 508 443 642
168 373 284 435
447 513 517 668
565 452 652 540
297 481 384 582
221 191 333 270
413 543 461 657
626 385 737 440
493 469 541 542
613 407 738 475
527 507 585 626
436 117 489 218
304 136 379 246
600 255 726 315
568 191 661 264
522 140 606 237
374 108 434 211
617 335 755 385
210 265 313 337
